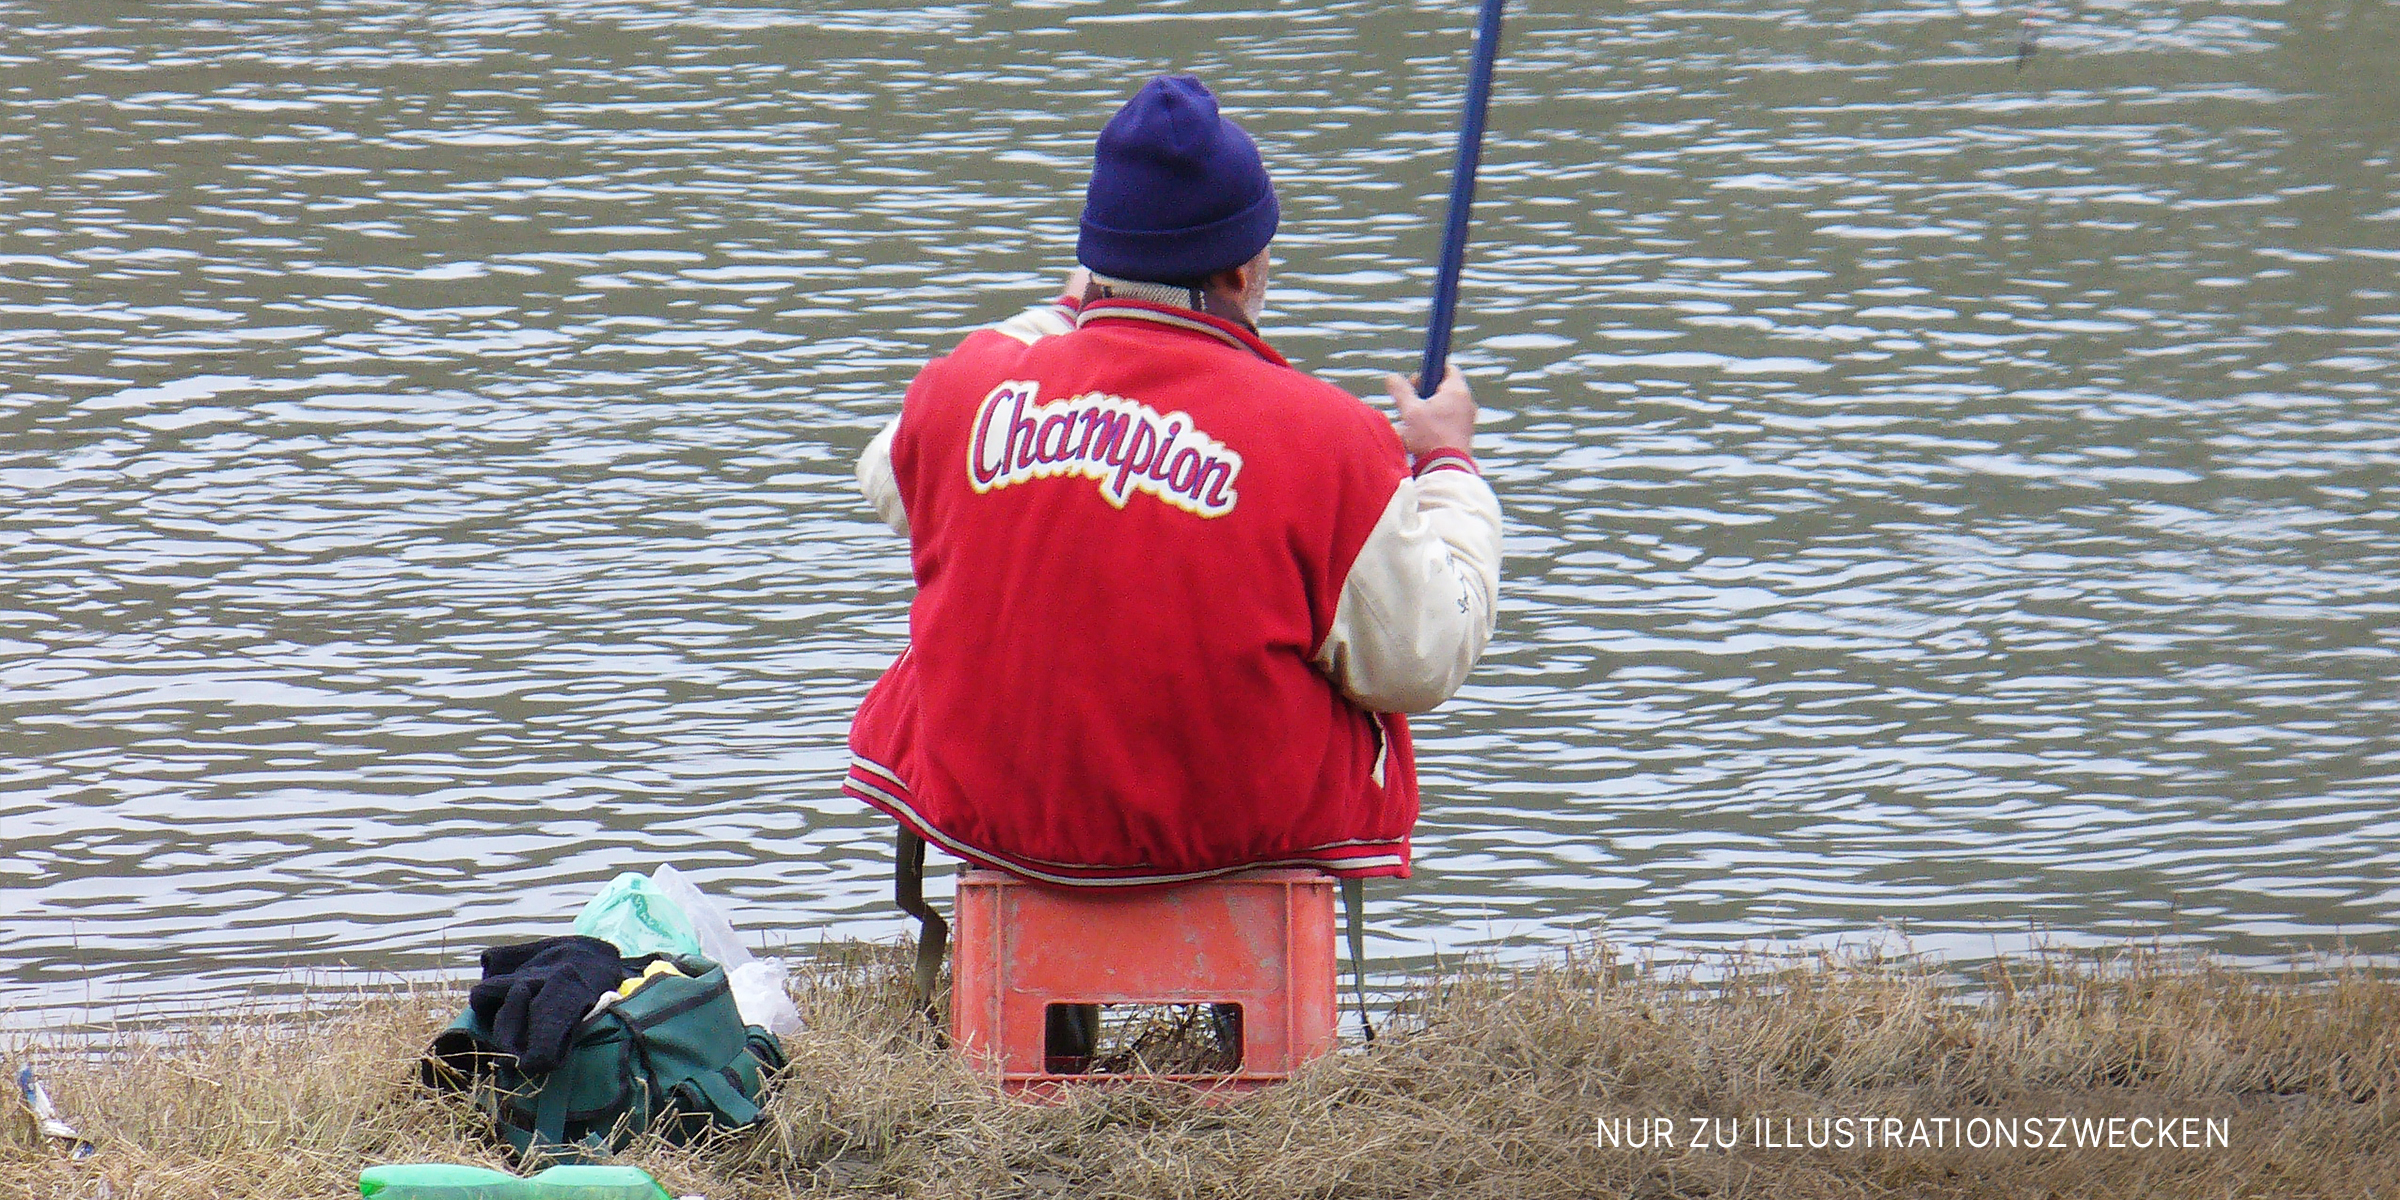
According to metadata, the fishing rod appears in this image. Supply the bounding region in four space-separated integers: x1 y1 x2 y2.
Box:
1416 0 1509 395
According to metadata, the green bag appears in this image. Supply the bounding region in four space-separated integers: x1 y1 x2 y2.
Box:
421 955 788 1165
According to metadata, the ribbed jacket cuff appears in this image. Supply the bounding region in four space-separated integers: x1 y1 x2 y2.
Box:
1412 447 1479 477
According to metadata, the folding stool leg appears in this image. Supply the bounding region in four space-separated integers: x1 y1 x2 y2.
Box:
1343 877 1374 1043
894 827 948 1029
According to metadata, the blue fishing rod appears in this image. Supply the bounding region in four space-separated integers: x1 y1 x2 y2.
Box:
1416 0 1509 394
1343 0 1512 1047
1344 0 1507 1046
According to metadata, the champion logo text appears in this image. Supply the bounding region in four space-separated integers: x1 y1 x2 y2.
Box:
967 380 1242 518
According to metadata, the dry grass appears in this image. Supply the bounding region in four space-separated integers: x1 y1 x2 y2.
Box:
5 940 2397 1199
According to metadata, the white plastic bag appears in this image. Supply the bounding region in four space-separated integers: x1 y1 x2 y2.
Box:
650 864 750 968
725 961 800 1037
650 864 803 1036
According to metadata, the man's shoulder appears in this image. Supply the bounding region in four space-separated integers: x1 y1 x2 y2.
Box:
1251 362 1408 460
1265 362 1379 415
919 325 1044 381
908 300 1084 383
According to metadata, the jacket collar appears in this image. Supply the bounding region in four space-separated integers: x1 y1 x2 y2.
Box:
1074 297 1290 368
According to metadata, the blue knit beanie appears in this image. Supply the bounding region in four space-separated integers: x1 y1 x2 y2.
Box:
1077 75 1280 284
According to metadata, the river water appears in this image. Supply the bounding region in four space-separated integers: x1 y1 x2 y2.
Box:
4 0 2397 1025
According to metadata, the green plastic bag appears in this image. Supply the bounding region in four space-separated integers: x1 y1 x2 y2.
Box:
359 1162 668 1199
571 872 701 958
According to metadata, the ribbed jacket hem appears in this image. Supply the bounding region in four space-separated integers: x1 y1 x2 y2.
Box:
843 755 1411 886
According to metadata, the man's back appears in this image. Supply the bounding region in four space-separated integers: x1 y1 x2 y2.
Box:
847 297 1422 883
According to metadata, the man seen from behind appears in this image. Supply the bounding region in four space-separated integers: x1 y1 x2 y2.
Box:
844 74 1503 894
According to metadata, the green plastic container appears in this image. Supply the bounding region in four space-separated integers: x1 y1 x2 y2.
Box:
357 1163 671 1200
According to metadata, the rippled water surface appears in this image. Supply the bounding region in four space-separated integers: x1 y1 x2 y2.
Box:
5 0 2398 1023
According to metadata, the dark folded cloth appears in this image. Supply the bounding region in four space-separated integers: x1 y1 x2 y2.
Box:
468 935 633 1074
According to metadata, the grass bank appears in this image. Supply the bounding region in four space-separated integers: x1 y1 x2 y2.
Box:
5 941 2395 1199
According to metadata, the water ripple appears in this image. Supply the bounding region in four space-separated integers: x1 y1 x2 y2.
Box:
3 0 2397 1023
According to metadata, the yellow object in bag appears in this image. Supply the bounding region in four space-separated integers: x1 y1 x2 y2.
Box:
616 959 687 1000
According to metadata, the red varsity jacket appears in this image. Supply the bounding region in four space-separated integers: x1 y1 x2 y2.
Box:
843 297 1419 885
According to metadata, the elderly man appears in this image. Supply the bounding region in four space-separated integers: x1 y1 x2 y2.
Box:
843 75 1501 899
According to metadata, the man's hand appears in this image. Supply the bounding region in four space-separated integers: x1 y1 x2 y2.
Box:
1384 364 1476 458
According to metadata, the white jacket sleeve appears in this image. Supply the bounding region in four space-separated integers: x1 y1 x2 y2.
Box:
856 414 908 537
987 300 1077 346
1313 458 1503 713
855 299 1079 537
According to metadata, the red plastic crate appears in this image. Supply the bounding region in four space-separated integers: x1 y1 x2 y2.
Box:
950 867 1339 1097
